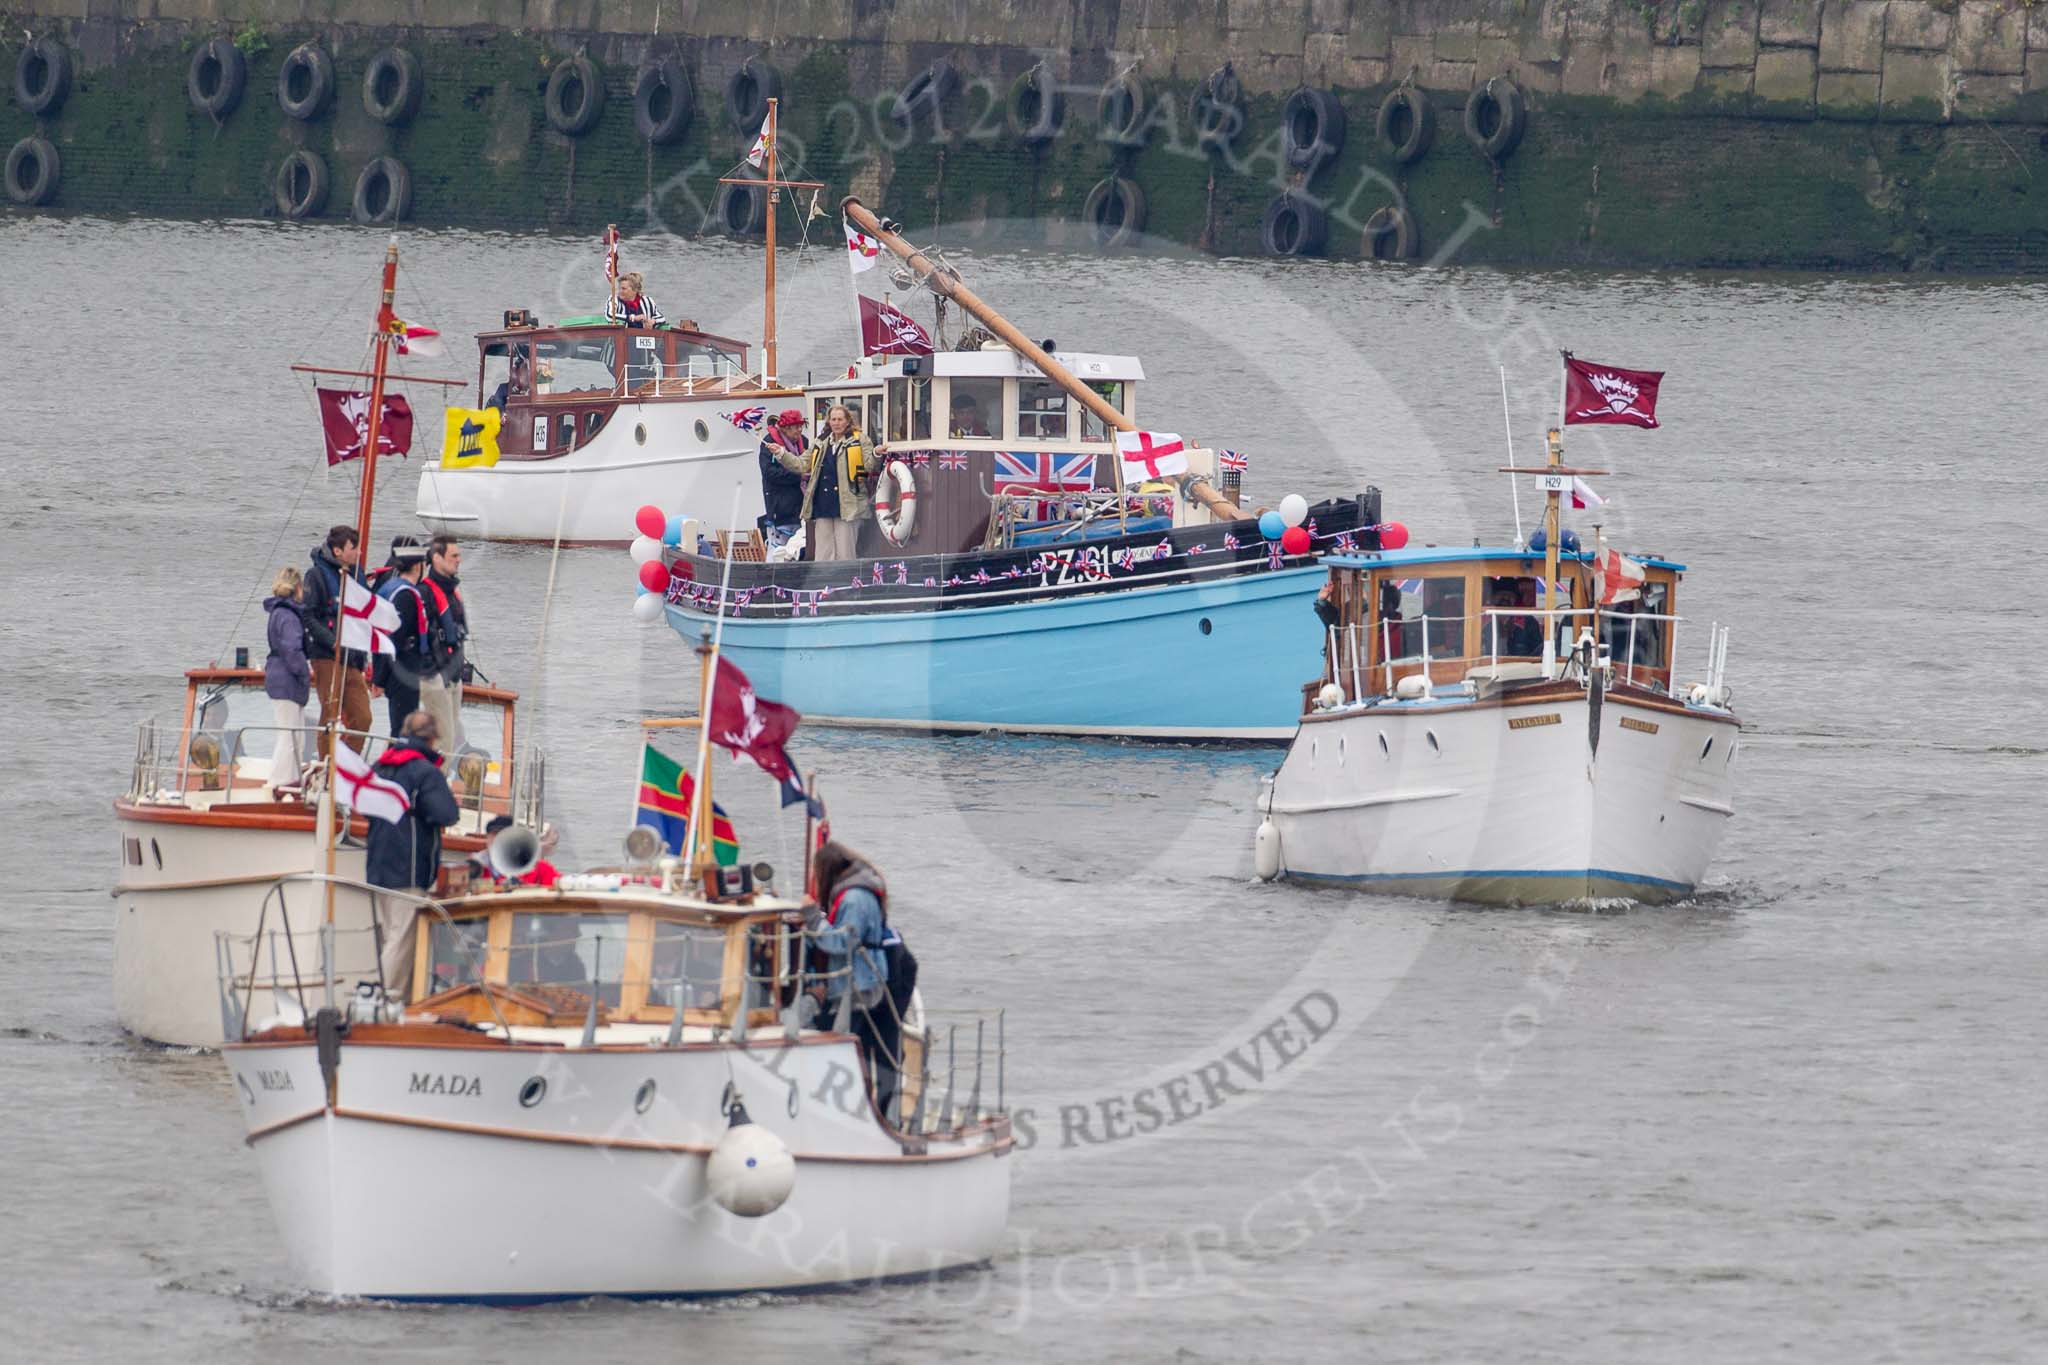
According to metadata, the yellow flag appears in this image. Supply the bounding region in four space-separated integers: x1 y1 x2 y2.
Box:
441 407 501 469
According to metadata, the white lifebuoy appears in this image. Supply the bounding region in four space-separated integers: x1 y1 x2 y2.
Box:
873 458 919 546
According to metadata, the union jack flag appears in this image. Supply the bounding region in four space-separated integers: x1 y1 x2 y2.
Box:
911 452 931 468
723 406 767 431
1218 450 1248 473
937 451 968 471
992 451 1094 491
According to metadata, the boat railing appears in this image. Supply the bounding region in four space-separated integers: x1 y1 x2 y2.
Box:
1323 605 1692 706
900 1006 1008 1136
216 874 505 1043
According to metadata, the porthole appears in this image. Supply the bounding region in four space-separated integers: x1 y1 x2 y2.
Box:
634 422 648 446
1725 739 1738 769
1198 617 1213 635
693 419 710 442
1377 732 1389 757
634 1079 657 1113
1700 737 1714 761
1426 730 1440 755
519 1076 547 1108
1310 739 1318 764
1337 736 1346 765
150 838 163 870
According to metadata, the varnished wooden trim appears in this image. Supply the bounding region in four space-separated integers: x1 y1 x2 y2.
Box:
245 1107 329 1142
110 799 488 847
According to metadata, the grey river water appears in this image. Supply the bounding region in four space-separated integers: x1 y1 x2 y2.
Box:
1 216 2044 1362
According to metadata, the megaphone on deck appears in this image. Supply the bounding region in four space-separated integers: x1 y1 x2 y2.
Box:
489 823 541 879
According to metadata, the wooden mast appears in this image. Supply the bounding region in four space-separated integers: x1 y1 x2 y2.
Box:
842 196 1246 521
763 98 779 385
1498 433 1605 680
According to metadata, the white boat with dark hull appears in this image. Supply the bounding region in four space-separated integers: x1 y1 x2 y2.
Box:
220 866 1011 1302
1257 432 1739 905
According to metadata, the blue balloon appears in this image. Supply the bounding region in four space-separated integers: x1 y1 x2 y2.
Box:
1258 511 1286 541
1527 528 1581 554
662 513 686 547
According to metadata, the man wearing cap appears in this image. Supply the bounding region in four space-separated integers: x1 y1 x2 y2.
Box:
757 408 808 549
374 537 434 737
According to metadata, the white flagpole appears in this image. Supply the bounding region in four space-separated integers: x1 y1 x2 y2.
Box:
1500 366 1523 547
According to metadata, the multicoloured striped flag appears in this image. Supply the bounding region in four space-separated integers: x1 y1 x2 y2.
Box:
636 744 737 865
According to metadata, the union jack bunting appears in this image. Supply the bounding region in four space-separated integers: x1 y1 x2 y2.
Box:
1218 450 1248 472
723 406 767 431
1223 532 1241 551
910 452 931 468
937 451 969 471
1151 539 1172 560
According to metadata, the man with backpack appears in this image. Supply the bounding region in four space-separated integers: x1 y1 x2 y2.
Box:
419 535 469 751
374 537 434 738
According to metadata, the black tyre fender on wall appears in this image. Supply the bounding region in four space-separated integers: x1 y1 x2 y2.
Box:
14 39 71 117
726 57 781 132
188 38 247 119
1463 78 1527 160
277 44 334 121
4 136 59 206
1005 64 1062 145
351 156 412 225
1097 72 1147 147
545 55 605 136
1362 205 1419 261
715 175 767 237
633 59 693 143
1190 63 1243 154
362 47 424 127
1080 176 1146 248
893 59 959 127
274 149 330 220
1375 87 1434 164
1261 192 1328 257
1281 87 1346 169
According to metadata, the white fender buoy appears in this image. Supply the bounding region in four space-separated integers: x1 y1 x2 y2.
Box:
1254 817 1282 881
707 1102 795 1217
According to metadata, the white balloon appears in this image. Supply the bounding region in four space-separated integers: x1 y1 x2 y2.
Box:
631 591 665 623
1279 493 1309 528
629 535 664 564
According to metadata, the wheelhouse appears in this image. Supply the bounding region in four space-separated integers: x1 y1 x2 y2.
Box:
1310 547 1687 709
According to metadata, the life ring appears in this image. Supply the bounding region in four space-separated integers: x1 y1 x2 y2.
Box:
634 59 693 143
274 148 330 220
277 44 333 121
545 55 605 136
873 460 919 546
725 57 781 132
188 38 247 119
1464 78 1527 161
14 39 71 117
1097 72 1147 147
1375 87 1434 164
1081 175 1145 248
1006 64 1062 145
351 156 412 225
715 174 766 236
1189 64 1242 154
4 136 59 206
1362 205 1419 261
1261 192 1327 257
1282 87 1345 169
362 47 424 126
893 58 959 129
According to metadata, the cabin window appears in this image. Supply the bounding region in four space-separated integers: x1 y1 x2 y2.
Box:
865 392 884 442
1079 381 1125 444
886 378 932 442
1602 581 1669 672
479 342 513 406
622 331 664 386
194 681 308 780
425 917 490 994
532 337 617 395
1479 575 1547 657
674 338 744 379
947 378 1003 439
451 695 505 786
1381 576 1468 660
508 911 630 1005
556 412 578 449
1016 379 1069 440
648 921 727 1010
583 410 606 441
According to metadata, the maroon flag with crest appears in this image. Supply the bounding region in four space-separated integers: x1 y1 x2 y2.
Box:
706 656 819 812
316 388 415 465
858 294 934 357
1562 354 1663 429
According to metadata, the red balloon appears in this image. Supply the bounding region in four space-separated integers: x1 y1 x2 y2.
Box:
1378 521 1410 551
634 504 666 540
637 559 671 592
1280 525 1312 556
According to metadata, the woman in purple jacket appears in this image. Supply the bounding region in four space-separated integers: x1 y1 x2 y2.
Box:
262 567 313 796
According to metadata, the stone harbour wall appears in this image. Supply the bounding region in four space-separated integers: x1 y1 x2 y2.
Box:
6 0 2048 270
